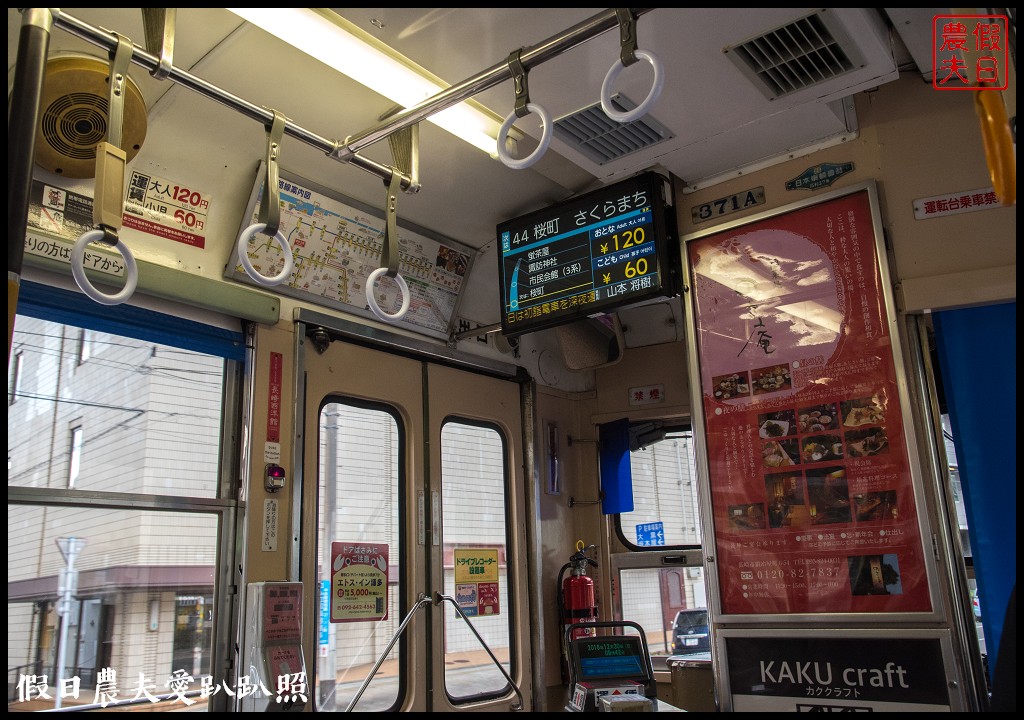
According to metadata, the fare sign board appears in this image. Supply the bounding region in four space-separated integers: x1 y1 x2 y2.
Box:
497 171 676 337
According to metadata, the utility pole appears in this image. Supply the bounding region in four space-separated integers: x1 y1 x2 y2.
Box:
54 536 86 710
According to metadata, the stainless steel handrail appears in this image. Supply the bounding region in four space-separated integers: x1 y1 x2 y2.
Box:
344 594 433 712
39 8 655 190
434 592 524 711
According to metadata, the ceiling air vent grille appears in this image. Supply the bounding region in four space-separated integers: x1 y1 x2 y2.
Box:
725 11 858 99
553 95 673 166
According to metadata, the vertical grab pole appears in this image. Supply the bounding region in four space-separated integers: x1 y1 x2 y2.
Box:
7 8 53 358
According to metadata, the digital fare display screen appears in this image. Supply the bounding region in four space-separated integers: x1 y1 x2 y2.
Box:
573 636 647 681
497 171 675 337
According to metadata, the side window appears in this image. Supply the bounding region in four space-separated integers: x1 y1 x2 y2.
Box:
8 311 239 712
943 413 986 663
614 424 708 665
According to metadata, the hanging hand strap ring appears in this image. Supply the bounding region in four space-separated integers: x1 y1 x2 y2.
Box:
365 169 411 322
71 34 139 306
237 110 295 286
600 8 664 123
496 50 553 170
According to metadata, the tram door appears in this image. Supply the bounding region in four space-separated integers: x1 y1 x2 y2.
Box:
301 339 531 712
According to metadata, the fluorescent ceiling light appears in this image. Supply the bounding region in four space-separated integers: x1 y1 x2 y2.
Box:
228 8 501 157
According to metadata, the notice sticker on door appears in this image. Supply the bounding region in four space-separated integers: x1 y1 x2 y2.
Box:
330 542 389 622
262 498 279 552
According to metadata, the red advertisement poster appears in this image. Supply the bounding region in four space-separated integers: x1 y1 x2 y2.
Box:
687 187 931 615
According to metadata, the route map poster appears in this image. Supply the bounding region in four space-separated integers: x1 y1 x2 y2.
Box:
685 184 932 616
227 164 473 338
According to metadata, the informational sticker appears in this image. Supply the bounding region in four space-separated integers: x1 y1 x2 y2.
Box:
686 186 931 616
330 542 388 623
228 164 472 339
628 384 665 406
24 181 125 277
267 645 303 689
454 548 499 583
785 162 854 191
123 170 210 248
262 499 279 552
264 441 281 464
725 633 953 711
454 548 501 617
477 582 500 616
912 187 1002 219
262 583 301 643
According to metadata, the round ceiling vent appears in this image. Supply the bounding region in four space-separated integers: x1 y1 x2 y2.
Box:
34 55 147 178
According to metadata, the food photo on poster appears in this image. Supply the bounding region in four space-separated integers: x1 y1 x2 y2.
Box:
684 186 932 616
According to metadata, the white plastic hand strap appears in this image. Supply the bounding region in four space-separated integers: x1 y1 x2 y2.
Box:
600 49 665 123
236 222 295 287
496 103 554 170
365 267 411 322
71 229 139 306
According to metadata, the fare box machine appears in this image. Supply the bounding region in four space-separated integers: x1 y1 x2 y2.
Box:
565 622 682 712
241 581 307 712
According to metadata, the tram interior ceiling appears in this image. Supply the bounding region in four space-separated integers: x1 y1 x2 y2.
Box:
10 7 947 320
6 6 1016 715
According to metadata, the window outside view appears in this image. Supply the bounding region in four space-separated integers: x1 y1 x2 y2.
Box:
316 407 514 711
8 315 231 712
616 429 707 664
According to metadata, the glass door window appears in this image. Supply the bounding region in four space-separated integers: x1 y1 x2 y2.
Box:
440 421 512 698
302 337 530 712
316 402 402 711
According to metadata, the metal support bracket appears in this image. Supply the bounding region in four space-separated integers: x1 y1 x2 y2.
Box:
141 8 175 80
507 50 531 119
259 111 286 237
93 33 133 244
615 8 639 67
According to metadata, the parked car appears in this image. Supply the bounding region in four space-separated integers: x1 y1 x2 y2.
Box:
671 608 710 655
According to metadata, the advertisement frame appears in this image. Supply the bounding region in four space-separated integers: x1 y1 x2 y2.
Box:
680 180 943 625
715 627 963 712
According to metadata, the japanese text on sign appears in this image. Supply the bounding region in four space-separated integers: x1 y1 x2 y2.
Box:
497 171 671 337
123 171 210 248
331 542 388 623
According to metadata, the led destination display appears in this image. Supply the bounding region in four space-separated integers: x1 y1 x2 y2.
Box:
497 171 676 337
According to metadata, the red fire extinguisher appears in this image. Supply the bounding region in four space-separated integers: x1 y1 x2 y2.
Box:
557 540 599 682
